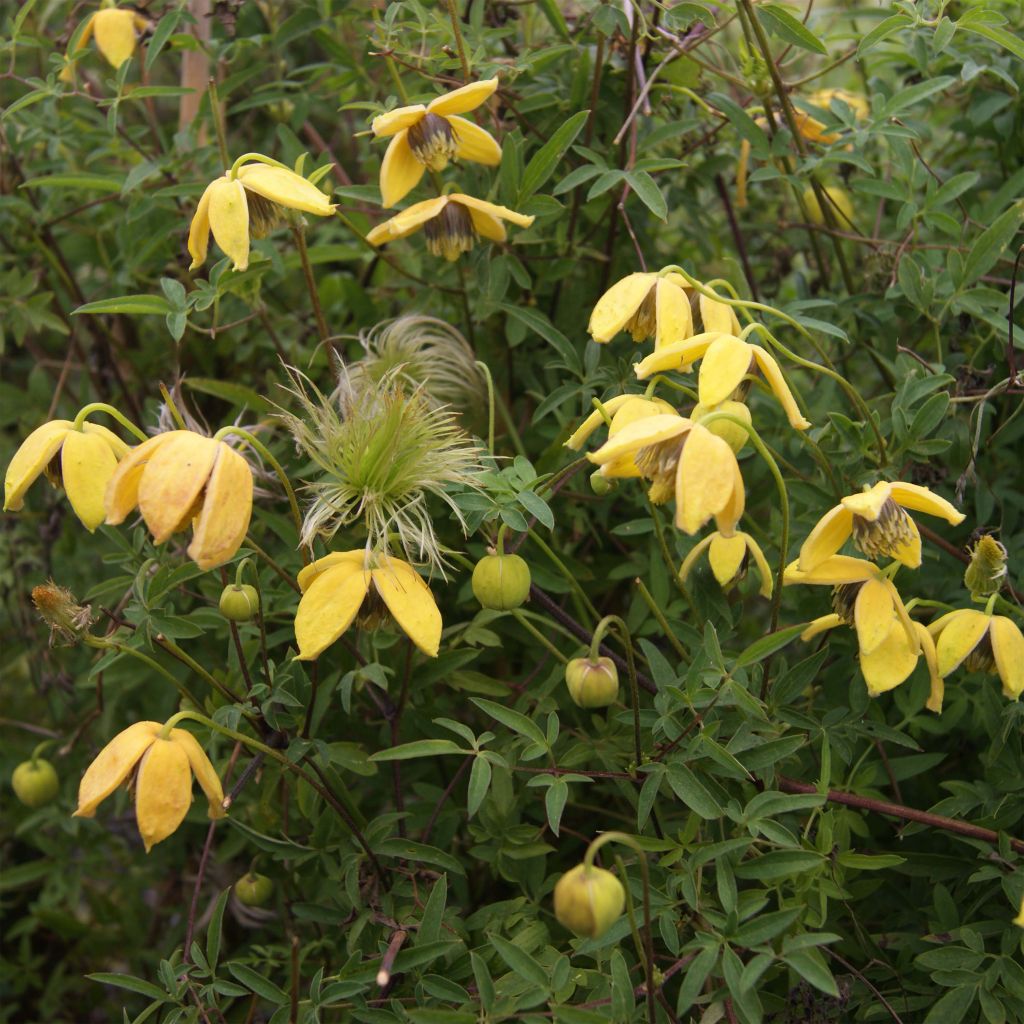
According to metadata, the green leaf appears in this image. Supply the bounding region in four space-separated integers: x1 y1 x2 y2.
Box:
857 13 912 54
73 295 172 316
488 933 550 990
145 11 186 71
470 697 548 749
783 949 838 997
626 170 667 221
467 755 491 817
20 173 123 192
368 739 467 762
962 200 1024 285
757 5 827 54
734 850 823 881
836 852 906 870
206 888 231 971
226 963 289 1004
734 624 806 668
666 764 722 819
375 839 466 876
417 875 447 946
545 779 569 836
183 377 276 413
708 92 771 157
517 489 555 529
500 303 581 375
732 907 802 947
519 110 590 202
879 76 955 118
959 21 1024 64
87 974 168 1003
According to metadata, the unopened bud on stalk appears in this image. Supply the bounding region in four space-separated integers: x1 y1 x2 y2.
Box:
553 863 625 938
472 553 531 610
219 584 260 622
11 759 60 808
590 470 615 495
234 872 274 906
964 534 1007 600
692 400 752 455
565 657 619 708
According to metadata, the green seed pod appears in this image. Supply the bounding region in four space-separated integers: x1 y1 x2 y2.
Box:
219 584 260 622
12 759 59 808
565 657 619 708
472 553 531 610
693 400 752 454
234 872 274 907
590 470 615 495
553 863 625 938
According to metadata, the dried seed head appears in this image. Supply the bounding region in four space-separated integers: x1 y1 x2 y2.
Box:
32 581 94 646
964 534 1007 599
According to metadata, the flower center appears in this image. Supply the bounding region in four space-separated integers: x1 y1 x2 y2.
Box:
634 438 681 504
245 189 284 240
831 581 865 625
964 632 995 674
407 113 458 171
851 498 915 560
424 202 476 262
625 286 657 342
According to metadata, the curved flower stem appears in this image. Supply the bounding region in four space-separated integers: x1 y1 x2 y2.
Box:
513 607 582 646
85 636 200 707
71 402 148 442
510 610 569 664
475 360 496 454
154 634 246 708
533 457 589 499
590 616 643 771
526 527 600 625
633 578 690 665
245 534 300 592
213 425 304 542
228 152 292 178
585 832 656 1023
643 375 699 402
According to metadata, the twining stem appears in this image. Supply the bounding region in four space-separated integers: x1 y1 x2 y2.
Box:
445 0 471 82
590 616 643 771
228 152 291 178
475 360 496 454
291 226 330 343
71 402 148 442
155 635 246 708
643 375 698 402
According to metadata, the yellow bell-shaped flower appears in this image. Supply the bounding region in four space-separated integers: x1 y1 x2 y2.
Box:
73 721 225 852
4 419 129 531
928 608 1023 701
104 430 253 571
680 530 773 598
62 6 149 75
553 863 626 938
294 550 442 660
565 394 676 478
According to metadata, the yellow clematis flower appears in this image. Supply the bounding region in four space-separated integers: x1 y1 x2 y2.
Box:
294 550 442 660
371 78 503 208
188 159 335 271
799 481 964 573
73 721 225 852
61 6 149 77
587 412 745 535
104 430 253 571
680 530 773 598
366 193 533 261
927 608 1024 701
565 394 676 478
634 331 810 431
4 419 129 531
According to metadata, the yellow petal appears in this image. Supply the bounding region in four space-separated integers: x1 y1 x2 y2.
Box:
74 721 160 818
369 196 450 246
467 206 507 242
587 414 690 466
798 504 854 572
678 535 714 584
104 433 173 525
237 162 335 217
565 395 637 450
654 277 693 350
699 335 753 407
751 346 811 430
588 273 656 343
187 179 215 269
187 443 252 570
135 737 193 853
449 115 503 165
784 554 876 586
926 609 959 640
92 8 139 69
889 516 922 570
427 77 499 117
169 729 226 819
935 609 989 677
372 559 442 657
745 533 774 598
699 293 742 335
916 623 944 713
713 458 746 536
372 104 427 138
708 533 747 586
676 425 736 535
801 613 842 641
633 334 717 378
841 482 893 522
378 130 426 208
451 194 534 228
297 550 367 593
82 421 130 460
610 397 677 433
853 577 896 656
294 565 371 661
69 13 96 57
206 177 250 271
889 482 965 525
137 432 219 544
860 620 920 696
61 429 119 532
4 420 72 512
990 616 1024 699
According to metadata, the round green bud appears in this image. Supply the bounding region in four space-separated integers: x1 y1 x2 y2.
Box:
803 184 854 227
234 872 274 907
693 400 752 454
472 553 531 610
11 759 59 808
219 584 260 622
565 657 619 708
590 470 615 496
553 863 625 938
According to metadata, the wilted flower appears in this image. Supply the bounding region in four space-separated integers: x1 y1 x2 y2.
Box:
565 394 676 477
553 863 625 938
963 534 1008 599
798 481 964 572
371 78 502 207
73 721 225 852
105 430 253 571
62 5 149 75
680 530 773 598
5 419 128 530
294 550 442 659
366 193 533 261
32 581 95 646
928 608 1023 701
188 158 335 271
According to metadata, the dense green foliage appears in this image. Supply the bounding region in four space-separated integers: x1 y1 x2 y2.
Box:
2 1 1023 1022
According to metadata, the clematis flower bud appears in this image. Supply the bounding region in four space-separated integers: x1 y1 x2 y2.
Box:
12 759 60 808
472 553 531 610
692 400 752 454
565 657 619 708
964 534 1007 600
235 872 274 906
553 863 625 938
219 584 260 622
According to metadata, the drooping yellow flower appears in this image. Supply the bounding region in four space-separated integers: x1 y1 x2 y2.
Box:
371 78 502 208
294 550 442 660
73 721 225 852
565 394 676 478
366 194 533 261
680 530 773 598
4 419 129 531
927 608 1024 701
188 160 335 271
62 6 149 76
587 412 745 535
634 332 810 431
104 430 253 571
799 481 964 573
